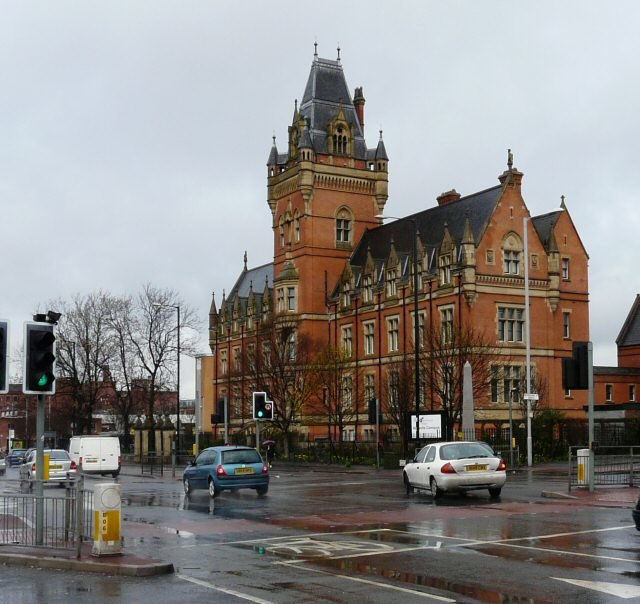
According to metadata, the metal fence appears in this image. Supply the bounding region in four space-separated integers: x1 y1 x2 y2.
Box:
0 479 93 553
568 446 640 490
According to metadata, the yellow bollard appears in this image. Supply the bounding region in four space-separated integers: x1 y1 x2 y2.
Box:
92 483 122 556
43 453 50 481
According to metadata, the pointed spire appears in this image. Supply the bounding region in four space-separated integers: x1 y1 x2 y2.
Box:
337 44 341 62
314 41 318 59
267 135 278 165
375 129 388 160
243 251 247 271
209 291 217 316
560 194 567 209
462 210 475 244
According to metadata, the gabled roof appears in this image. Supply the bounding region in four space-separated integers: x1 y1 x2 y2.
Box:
616 294 640 347
222 262 274 318
350 184 503 269
532 210 563 253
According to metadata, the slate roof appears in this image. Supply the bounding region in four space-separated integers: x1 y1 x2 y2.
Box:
616 294 640 347
221 262 273 318
532 211 563 253
350 184 503 270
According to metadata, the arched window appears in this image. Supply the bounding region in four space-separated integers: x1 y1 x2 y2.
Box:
332 126 349 155
279 217 285 248
502 233 523 275
335 207 353 246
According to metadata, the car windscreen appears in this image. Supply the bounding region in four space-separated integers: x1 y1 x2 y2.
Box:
48 451 70 460
222 450 261 465
440 443 494 460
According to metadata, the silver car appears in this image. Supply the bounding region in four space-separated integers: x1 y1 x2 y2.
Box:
0 454 6 476
403 441 507 498
19 449 78 486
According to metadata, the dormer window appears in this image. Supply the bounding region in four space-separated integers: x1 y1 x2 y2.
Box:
342 283 351 308
333 126 348 155
439 254 451 285
386 268 398 297
362 274 373 303
504 250 520 274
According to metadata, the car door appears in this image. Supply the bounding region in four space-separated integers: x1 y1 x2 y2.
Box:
406 446 430 488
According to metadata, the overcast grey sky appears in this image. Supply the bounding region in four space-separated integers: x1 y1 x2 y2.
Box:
3 2 639 398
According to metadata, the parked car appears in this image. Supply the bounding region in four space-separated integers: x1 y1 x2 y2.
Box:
633 495 640 531
403 441 507 498
7 448 27 467
19 449 78 486
183 445 269 498
0 454 6 476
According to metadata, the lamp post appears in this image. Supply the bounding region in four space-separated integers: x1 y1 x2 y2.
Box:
523 216 533 467
376 214 420 447
152 303 180 477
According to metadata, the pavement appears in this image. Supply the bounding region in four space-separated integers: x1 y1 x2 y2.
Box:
0 460 637 576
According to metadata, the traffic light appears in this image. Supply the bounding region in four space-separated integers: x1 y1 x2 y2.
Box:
211 398 226 424
253 391 273 420
0 321 8 394
23 322 56 395
368 398 382 425
562 341 589 391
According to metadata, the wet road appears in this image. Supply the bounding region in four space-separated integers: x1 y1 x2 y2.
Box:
1 465 639 602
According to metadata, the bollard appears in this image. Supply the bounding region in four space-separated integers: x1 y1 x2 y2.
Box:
92 482 122 556
577 448 590 486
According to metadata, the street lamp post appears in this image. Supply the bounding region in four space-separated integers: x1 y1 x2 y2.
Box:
152 303 180 477
376 214 420 447
523 216 533 467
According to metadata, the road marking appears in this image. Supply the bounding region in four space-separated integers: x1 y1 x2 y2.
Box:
282 562 456 602
176 574 274 603
553 577 640 599
225 528 392 546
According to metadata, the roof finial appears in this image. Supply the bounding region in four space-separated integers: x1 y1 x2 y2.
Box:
272 133 276 146
243 251 247 271
379 129 383 140
507 148 513 170
337 44 341 62
314 41 318 58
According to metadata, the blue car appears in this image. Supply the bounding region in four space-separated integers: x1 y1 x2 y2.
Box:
183 445 269 498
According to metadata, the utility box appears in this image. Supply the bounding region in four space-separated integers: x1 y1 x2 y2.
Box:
577 449 590 486
92 482 122 556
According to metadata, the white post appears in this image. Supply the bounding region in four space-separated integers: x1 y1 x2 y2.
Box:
523 216 533 467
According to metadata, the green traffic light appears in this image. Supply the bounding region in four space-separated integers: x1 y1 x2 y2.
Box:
258 411 264 417
37 374 49 387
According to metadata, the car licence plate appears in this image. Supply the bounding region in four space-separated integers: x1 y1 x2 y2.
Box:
234 467 254 475
49 465 62 470
466 464 489 471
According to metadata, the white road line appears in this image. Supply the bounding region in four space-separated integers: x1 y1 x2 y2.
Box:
176 574 274 603
224 528 392 546
282 562 456 602
552 578 640 599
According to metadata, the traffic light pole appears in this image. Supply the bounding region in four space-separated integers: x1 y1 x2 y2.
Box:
35 393 45 545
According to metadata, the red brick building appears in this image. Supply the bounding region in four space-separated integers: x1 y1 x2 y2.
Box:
202 51 590 444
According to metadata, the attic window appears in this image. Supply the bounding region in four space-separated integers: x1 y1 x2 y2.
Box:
439 254 452 285
386 268 398 297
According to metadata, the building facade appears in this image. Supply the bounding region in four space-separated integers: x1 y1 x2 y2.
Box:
203 50 590 445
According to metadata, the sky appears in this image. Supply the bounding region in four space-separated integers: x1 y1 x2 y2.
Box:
2 1 639 399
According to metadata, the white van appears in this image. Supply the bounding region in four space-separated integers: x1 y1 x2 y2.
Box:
68 435 121 477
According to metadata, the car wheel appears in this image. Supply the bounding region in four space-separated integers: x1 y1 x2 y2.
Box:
183 477 192 496
208 478 220 498
256 485 268 496
489 487 502 498
403 472 414 494
430 477 444 498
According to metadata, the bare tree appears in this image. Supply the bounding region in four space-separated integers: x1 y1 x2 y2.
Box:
422 325 495 440
314 345 360 443
246 319 321 457
384 358 415 455
53 292 117 436
127 284 199 425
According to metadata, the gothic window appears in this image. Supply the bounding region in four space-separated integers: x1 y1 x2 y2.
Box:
287 287 296 312
341 376 353 409
335 207 353 246
342 282 351 308
287 331 297 361
276 288 285 313
502 233 523 275
333 126 348 155
294 212 301 242
279 217 285 248
364 374 376 404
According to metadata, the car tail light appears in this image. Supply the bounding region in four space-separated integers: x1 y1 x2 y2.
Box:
441 462 457 474
262 463 269 474
216 464 228 477
79 456 83 466
70 460 77 470
497 459 506 471
118 455 122 466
